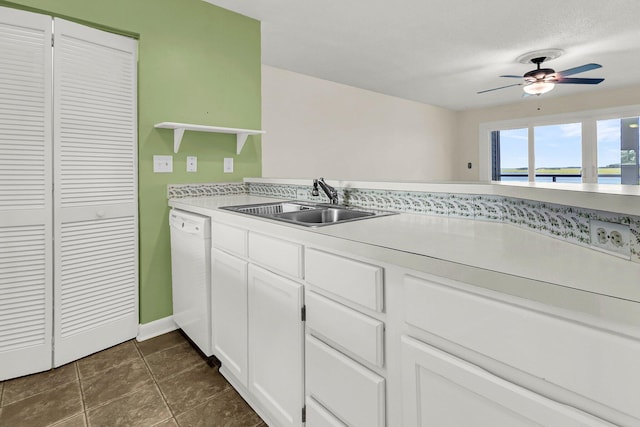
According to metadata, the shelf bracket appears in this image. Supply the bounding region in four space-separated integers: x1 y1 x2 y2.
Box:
236 133 249 155
173 127 186 153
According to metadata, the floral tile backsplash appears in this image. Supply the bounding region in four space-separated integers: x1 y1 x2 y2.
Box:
167 182 247 198
168 182 640 263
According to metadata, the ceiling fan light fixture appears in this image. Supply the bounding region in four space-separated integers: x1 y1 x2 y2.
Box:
523 81 555 95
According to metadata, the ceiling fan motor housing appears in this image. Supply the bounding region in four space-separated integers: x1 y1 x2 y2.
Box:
524 67 555 81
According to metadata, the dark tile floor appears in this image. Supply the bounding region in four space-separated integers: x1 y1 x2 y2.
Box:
0 331 265 427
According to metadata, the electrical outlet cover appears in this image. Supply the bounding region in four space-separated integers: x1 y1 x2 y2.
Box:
589 219 631 259
187 156 197 172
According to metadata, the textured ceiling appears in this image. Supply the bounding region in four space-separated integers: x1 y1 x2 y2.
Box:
204 0 640 111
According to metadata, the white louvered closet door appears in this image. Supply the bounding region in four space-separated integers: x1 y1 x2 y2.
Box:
0 7 53 381
53 19 138 367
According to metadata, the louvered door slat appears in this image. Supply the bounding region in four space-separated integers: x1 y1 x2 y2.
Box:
53 18 137 367
0 10 49 211
0 6 52 381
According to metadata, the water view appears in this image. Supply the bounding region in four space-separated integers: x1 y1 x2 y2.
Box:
500 175 623 184
497 119 639 185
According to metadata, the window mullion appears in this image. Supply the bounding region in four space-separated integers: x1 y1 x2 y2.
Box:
528 126 535 182
582 119 597 183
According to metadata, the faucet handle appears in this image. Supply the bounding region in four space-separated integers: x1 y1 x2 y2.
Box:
311 179 319 196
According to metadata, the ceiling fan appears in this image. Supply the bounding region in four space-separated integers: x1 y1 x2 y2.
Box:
478 56 604 96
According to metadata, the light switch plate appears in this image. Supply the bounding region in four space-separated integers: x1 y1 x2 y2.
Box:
224 157 234 173
187 156 197 172
153 155 173 173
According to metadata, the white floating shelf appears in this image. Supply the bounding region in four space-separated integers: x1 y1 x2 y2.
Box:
154 122 265 154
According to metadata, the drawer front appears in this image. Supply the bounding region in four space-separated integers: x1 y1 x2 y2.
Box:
306 397 347 427
307 291 384 368
306 335 385 427
404 274 640 421
212 222 247 257
305 248 383 312
248 232 303 278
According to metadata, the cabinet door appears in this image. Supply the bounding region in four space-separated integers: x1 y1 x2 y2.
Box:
0 6 53 381
248 264 304 427
52 19 138 367
401 336 615 427
212 248 248 386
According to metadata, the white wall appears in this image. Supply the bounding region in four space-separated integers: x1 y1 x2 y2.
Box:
261 65 457 181
455 84 640 181
262 65 640 183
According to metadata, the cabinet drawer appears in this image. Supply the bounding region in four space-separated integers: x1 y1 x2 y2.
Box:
306 335 385 427
212 222 247 257
404 274 640 421
248 232 303 278
307 291 384 368
306 248 383 312
306 397 346 427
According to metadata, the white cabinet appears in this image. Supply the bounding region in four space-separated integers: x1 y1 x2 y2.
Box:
306 335 386 427
211 248 248 386
248 264 304 427
306 291 384 368
306 248 383 312
304 249 387 426
403 273 640 422
305 397 347 427
211 221 304 427
401 335 614 427
248 231 303 279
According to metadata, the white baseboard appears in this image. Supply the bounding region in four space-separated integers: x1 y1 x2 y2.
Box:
137 316 178 342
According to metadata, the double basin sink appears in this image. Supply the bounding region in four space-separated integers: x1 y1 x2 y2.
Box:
221 201 396 227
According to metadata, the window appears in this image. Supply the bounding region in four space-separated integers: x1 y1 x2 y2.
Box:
493 128 528 181
488 110 640 185
534 123 581 183
597 117 639 185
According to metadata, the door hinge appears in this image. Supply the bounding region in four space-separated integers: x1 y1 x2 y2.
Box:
302 406 306 423
301 305 306 322
51 34 54 47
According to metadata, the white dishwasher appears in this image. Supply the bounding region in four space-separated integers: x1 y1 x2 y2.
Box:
169 209 213 357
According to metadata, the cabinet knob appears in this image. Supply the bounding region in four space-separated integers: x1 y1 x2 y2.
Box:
96 210 105 218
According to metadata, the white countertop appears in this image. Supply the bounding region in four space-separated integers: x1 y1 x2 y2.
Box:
169 195 640 306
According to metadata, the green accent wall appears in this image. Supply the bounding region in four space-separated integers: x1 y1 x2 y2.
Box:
5 0 262 324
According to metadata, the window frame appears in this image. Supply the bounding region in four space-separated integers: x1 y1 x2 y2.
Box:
479 105 640 184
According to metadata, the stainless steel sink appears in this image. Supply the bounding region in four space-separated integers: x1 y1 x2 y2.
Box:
221 201 395 227
276 207 375 224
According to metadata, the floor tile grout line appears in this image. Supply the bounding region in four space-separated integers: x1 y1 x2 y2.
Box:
135 333 187 358
80 339 156 414
0 372 80 409
82 376 156 413
152 361 216 386
76 362 87 415
172 385 235 421
149 381 174 425
73 361 89 427
78 351 146 385
77 341 142 382
138 340 178 419
46 411 86 427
